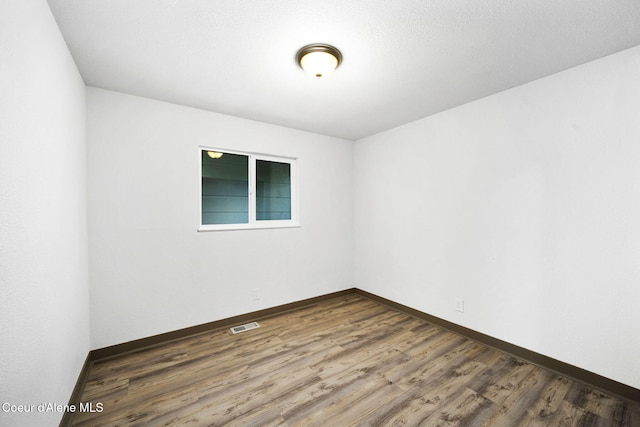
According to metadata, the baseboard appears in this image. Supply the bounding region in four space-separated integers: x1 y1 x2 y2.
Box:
59 353 92 427
67 286 639 414
89 288 356 362
354 288 640 405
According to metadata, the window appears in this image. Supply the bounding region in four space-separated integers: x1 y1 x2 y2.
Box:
199 147 298 230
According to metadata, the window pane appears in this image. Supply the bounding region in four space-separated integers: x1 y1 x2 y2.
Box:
201 151 248 224
256 160 291 221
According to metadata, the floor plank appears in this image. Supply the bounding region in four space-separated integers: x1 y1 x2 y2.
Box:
71 294 640 426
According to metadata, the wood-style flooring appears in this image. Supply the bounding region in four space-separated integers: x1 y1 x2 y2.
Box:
71 294 640 426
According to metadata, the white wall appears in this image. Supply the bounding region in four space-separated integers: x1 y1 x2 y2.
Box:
354 45 640 389
87 88 353 349
0 1 89 426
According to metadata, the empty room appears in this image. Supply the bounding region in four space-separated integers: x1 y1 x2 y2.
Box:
2 0 640 426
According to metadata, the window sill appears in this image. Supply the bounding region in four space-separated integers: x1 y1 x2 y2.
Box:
198 221 301 232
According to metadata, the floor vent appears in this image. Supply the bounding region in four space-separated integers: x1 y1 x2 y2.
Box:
230 322 260 334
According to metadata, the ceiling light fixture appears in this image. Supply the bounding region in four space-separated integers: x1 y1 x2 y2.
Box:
207 151 223 159
296 43 342 79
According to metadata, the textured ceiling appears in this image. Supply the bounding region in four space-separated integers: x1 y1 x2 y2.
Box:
47 0 640 140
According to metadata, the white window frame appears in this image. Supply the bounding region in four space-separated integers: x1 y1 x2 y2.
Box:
199 146 299 231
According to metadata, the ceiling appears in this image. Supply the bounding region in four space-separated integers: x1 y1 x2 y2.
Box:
47 0 640 141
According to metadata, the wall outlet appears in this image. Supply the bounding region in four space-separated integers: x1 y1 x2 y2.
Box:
455 298 464 313
253 288 260 301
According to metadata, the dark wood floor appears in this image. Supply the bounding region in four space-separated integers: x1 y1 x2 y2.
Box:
71 294 640 426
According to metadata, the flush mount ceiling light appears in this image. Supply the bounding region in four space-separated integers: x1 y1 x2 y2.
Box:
206 151 223 159
296 43 342 79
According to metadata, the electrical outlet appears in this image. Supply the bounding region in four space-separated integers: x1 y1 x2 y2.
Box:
253 288 260 301
455 298 464 313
